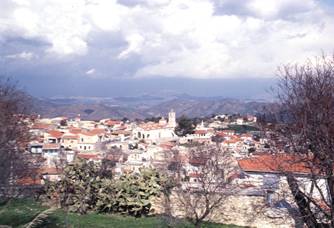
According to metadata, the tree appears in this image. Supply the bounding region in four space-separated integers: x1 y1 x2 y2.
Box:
59 119 67 126
266 55 334 227
97 168 169 217
173 144 237 228
175 115 195 136
0 78 37 201
45 158 104 214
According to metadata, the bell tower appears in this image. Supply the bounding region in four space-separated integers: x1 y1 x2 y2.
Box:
168 109 176 128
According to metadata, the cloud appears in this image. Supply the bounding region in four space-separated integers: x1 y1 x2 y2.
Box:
214 0 317 19
6 51 35 60
118 34 145 59
86 68 95 75
1 0 90 56
0 0 334 79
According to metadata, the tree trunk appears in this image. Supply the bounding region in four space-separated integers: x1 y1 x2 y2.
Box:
287 175 319 227
194 220 202 228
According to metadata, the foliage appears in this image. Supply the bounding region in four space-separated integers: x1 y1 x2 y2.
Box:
46 159 169 217
220 124 259 134
144 116 161 123
96 168 170 217
45 158 106 214
59 119 67 126
175 115 195 136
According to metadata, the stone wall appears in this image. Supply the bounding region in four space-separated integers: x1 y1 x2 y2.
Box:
151 191 303 228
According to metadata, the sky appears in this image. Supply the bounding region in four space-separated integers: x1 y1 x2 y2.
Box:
0 0 334 99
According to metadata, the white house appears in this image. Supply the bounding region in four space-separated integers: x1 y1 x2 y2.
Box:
133 110 178 142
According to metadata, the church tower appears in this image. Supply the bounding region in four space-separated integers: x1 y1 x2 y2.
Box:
168 109 176 128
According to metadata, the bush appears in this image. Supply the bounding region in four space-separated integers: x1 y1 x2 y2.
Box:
45 158 106 214
46 159 170 217
96 168 168 217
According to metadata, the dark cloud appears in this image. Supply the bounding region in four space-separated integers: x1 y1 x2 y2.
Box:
213 0 316 20
10 70 276 99
0 36 50 56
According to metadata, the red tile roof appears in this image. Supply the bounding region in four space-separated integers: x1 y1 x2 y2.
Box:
90 128 106 134
105 119 122 126
112 130 131 135
47 130 64 138
43 143 61 150
238 154 313 174
69 127 82 134
80 128 105 136
77 153 101 160
16 177 42 185
139 122 166 130
31 123 51 130
194 130 207 135
38 167 62 175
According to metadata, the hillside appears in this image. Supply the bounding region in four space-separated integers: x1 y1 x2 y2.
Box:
32 95 271 120
146 97 268 117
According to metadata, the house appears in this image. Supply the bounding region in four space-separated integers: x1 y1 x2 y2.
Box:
42 143 62 166
77 129 105 152
61 133 79 150
30 122 52 136
29 143 43 154
133 110 178 142
42 143 61 154
44 130 64 144
236 118 244 125
237 154 328 207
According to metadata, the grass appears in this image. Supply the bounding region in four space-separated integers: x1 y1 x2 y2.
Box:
0 199 243 228
0 198 47 227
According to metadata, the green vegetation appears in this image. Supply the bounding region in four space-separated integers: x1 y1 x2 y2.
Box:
46 159 171 216
175 115 195 136
222 124 259 134
0 199 242 228
0 198 47 227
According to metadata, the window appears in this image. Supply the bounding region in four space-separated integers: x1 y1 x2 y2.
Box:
84 146 86 150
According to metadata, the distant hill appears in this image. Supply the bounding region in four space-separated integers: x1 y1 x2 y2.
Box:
145 97 268 118
32 95 271 120
32 98 148 120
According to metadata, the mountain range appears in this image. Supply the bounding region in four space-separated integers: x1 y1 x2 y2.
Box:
32 94 272 120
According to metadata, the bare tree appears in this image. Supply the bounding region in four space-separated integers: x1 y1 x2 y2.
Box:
0 78 38 201
264 55 334 227
173 144 237 228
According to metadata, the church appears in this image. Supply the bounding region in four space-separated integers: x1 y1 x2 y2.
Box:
133 110 178 142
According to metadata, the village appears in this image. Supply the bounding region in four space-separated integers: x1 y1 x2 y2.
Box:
22 110 323 227
27 110 259 179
